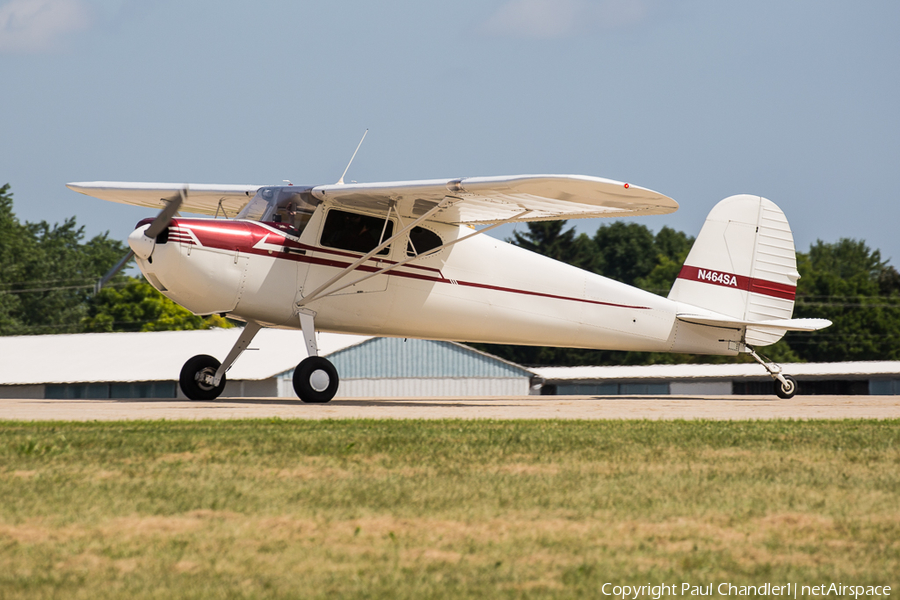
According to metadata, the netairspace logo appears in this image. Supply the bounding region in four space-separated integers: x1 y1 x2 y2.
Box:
600 582 892 599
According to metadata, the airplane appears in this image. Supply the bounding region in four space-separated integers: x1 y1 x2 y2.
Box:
68 162 831 403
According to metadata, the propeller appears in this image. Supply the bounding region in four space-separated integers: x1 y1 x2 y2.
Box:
145 187 186 238
94 249 135 293
93 187 186 293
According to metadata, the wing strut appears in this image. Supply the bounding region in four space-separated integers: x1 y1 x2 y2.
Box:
296 208 532 303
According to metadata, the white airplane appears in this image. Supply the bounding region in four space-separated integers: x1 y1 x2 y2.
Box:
68 167 830 402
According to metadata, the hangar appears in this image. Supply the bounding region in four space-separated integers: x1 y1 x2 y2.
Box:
532 362 900 396
0 329 536 399
1 329 897 399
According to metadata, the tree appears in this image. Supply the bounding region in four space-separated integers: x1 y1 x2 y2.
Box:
634 226 695 295
83 278 233 332
0 183 231 336
592 221 657 286
791 239 900 361
0 184 31 333
0 184 130 335
510 221 599 272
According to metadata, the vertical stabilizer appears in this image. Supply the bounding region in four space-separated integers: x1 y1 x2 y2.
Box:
668 195 799 346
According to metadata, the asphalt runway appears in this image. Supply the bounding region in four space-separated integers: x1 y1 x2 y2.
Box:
1 395 899 421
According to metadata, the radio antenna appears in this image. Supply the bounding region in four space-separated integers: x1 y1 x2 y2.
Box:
337 129 368 185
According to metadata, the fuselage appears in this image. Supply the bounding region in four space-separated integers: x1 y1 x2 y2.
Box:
131 206 741 357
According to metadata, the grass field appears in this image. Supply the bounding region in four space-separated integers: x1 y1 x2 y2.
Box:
0 419 898 599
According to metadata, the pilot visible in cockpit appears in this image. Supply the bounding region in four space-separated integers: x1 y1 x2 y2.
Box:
272 203 300 235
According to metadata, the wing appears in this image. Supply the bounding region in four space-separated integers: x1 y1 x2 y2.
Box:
311 174 677 224
66 181 264 216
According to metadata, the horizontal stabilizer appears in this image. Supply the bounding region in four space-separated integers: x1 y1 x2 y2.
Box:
677 314 832 332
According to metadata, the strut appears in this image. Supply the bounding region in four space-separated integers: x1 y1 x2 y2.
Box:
745 345 798 399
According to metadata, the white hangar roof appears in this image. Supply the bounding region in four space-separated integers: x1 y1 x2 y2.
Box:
534 361 900 382
0 329 371 385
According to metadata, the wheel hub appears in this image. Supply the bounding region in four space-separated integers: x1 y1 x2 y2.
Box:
309 369 330 392
196 368 217 390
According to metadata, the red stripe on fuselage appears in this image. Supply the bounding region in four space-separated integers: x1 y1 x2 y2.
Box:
155 219 652 310
677 265 796 300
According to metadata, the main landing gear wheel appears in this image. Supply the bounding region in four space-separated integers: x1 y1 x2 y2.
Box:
180 354 226 401
293 356 339 404
775 375 798 399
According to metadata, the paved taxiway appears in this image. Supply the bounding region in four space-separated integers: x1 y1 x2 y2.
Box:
1 395 899 421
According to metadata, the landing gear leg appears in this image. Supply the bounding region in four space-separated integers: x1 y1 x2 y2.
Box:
179 321 263 400
746 346 798 399
293 309 339 403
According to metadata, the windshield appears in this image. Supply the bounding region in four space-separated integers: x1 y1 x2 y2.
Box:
236 186 320 236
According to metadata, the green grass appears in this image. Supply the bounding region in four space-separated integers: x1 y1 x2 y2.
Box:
0 419 898 598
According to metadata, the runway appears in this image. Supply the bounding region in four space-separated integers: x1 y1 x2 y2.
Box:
1 395 899 421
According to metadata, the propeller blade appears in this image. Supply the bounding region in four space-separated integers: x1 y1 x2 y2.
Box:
95 187 186 293
145 187 186 239
94 249 135 293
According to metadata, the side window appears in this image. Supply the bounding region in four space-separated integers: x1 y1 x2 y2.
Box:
320 210 393 255
407 226 443 257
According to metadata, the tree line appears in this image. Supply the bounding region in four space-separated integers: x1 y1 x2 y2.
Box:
2 183 897 364
0 184 229 335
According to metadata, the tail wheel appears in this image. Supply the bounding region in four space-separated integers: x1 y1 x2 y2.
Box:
180 354 226 400
293 356 339 403
775 375 797 399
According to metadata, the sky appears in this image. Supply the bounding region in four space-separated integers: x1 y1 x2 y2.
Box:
2 0 899 265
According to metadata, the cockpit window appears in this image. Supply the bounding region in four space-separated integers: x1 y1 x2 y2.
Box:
407 226 443 257
237 186 320 237
271 201 315 235
320 210 394 256
238 192 270 222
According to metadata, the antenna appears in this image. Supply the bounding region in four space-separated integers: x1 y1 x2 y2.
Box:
337 129 368 185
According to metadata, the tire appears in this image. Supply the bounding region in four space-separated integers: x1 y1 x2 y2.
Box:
775 375 797 399
293 356 339 404
180 354 226 400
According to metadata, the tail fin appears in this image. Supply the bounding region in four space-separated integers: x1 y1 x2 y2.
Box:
668 194 800 346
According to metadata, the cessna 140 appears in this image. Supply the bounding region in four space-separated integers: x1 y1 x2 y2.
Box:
68 169 830 403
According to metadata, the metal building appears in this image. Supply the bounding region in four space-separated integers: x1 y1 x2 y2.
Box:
533 362 900 396
3 329 896 399
328 337 537 397
0 329 535 399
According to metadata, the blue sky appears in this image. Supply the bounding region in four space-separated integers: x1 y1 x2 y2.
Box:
2 0 898 265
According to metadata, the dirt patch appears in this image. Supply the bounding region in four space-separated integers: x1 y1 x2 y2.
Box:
0 521 82 544
415 548 463 563
156 451 209 463
100 511 240 538
493 463 560 476
756 512 835 532
173 559 200 573
55 552 109 573
269 465 353 481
